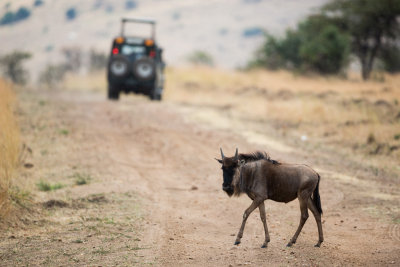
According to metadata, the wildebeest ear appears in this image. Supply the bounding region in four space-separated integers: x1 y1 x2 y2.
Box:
215 158 223 164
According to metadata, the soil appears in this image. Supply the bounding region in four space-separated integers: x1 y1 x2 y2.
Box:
0 90 399 266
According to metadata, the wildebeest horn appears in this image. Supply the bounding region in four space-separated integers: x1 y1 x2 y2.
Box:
220 148 225 159
234 148 238 160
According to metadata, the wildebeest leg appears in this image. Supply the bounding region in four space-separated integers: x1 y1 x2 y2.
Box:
234 199 262 245
287 195 309 247
308 198 324 247
259 201 270 248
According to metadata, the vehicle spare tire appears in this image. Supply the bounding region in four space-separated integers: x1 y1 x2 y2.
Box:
132 57 155 81
109 55 129 77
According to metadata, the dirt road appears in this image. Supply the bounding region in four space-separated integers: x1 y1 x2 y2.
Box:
1 90 399 266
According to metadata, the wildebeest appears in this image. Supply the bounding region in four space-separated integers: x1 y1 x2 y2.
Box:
216 148 323 248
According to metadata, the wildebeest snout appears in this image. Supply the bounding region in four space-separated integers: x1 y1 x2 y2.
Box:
222 184 234 196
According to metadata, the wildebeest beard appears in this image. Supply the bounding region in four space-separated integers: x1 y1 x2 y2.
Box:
222 167 239 197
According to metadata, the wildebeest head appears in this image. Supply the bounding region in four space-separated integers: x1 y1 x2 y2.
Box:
216 148 239 197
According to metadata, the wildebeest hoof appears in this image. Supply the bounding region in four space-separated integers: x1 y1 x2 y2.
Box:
261 244 268 248
234 241 241 246
314 243 321 248
286 243 293 247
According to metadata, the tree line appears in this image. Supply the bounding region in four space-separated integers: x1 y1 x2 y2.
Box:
251 0 400 80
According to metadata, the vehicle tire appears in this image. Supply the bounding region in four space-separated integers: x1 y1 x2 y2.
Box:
109 55 130 78
133 57 156 82
108 84 120 100
150 87 162 101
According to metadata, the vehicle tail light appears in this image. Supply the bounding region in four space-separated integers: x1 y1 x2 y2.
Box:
149 50 156 58
112 48 119 55
115 37 124 44
145 39 154 46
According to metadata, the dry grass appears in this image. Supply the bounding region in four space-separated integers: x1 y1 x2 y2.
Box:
63 71 106 92
0 79 21 217
61 67 400 172
165 67 400 165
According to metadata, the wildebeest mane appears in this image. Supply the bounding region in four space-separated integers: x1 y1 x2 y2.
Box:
233 165 253 197
238 151 280 165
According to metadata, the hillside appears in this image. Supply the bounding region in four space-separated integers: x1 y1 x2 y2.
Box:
0 0 329 80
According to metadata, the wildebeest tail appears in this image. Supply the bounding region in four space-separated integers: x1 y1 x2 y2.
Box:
313 173 323 214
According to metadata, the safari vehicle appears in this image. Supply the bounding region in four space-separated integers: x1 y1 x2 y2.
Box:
107 18 165 100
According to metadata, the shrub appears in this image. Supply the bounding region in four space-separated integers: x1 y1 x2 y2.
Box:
93 0 103 10
250 31 301 70
125 0 137 10
0 7 31 25
172 11 180 20
62 47 82 72
0 51 32 85
89 49 107 71
34 0 44 7
299 25 350 74
14 7 30 21
242 27 263 38
219 28 228 36
39 63 68 88
252 15 350 74
105 5 113 13
66 7 77 21
0 11 14 25
187 50 214 66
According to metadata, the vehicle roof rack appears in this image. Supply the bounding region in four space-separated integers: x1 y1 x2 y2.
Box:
120 17 156 39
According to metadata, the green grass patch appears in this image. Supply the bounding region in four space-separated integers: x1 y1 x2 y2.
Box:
103 217 115 225
92 247 110 255
9 187 32 208
36 180 65 192
73 173 92 185
59 129 69 136
393 217 400 224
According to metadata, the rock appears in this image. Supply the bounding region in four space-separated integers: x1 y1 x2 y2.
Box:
43 199 68 208
24 163 34 168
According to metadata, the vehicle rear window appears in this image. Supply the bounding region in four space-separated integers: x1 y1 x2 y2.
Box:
121 45 145 55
